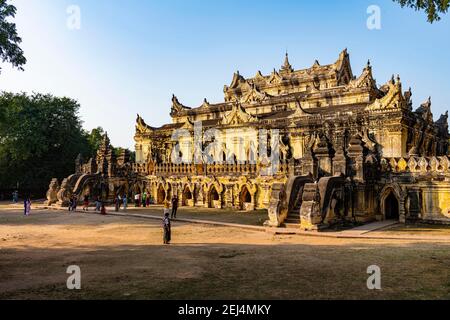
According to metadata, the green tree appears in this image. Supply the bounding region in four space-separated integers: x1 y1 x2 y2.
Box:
0 0 26 72
0 92 90 196
87 127 105 156
393 0 450 23
86 128 135 161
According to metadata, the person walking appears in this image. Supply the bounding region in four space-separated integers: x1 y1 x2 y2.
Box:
171 195 179 219
162 212 171 245
24 197 31 216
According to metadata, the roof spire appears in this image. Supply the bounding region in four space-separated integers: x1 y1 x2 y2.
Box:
280 51 293 73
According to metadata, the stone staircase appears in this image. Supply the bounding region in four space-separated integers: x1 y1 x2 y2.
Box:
284 210 301 228
282 176 313 228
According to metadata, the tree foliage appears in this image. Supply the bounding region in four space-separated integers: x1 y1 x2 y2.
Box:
87 127 105 154
394 0 450 23
0 0 26 72
0 92 135 197
0 92 91 196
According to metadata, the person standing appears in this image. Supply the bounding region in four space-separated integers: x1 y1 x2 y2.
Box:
83 195 89 211
24 197 31 216
171 195 179 219
68 197 74 212
142 192 147 208
135 193 141 207
162 212 171 245
72 195 78 211
13 191 18 203
95 197 101 212
101 201 107 215
115 195 120 212
123 195 128 212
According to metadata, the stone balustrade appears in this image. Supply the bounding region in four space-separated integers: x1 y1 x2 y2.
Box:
381 156 450 174
132 163 149 174
141 160 291 177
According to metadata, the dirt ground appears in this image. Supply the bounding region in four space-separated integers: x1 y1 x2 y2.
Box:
384 223 450 236
124 205 269 226
0 206 450 300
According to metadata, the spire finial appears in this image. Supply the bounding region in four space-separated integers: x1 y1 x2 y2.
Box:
281 50 293 73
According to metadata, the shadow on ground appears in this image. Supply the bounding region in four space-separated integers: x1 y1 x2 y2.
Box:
1 240 449 300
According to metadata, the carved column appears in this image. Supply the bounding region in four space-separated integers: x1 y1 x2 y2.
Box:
347 134 365 182
314 135 334 178
224 184 234 209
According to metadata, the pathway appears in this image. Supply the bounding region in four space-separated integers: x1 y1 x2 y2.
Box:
4 202 450 242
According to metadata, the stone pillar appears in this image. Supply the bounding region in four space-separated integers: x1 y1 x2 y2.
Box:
347 134 365 182
314 135 333 177
333 146 347 176
195 183 204 207
291 135 304 160
224 184 234 209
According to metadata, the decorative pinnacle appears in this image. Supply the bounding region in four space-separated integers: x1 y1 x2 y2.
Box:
281 51 293 72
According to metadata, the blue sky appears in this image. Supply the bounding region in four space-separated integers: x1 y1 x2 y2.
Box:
0 0 449 149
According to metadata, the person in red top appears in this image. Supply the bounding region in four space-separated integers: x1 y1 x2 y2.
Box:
101 201 107 215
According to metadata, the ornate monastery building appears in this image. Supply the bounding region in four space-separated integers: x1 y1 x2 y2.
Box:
47 50 450 230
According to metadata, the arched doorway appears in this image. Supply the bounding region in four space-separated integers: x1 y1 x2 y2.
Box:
385 192 399 220
157 184 166 204
239 186 252 210
209 186 220 208
182 186 193 206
